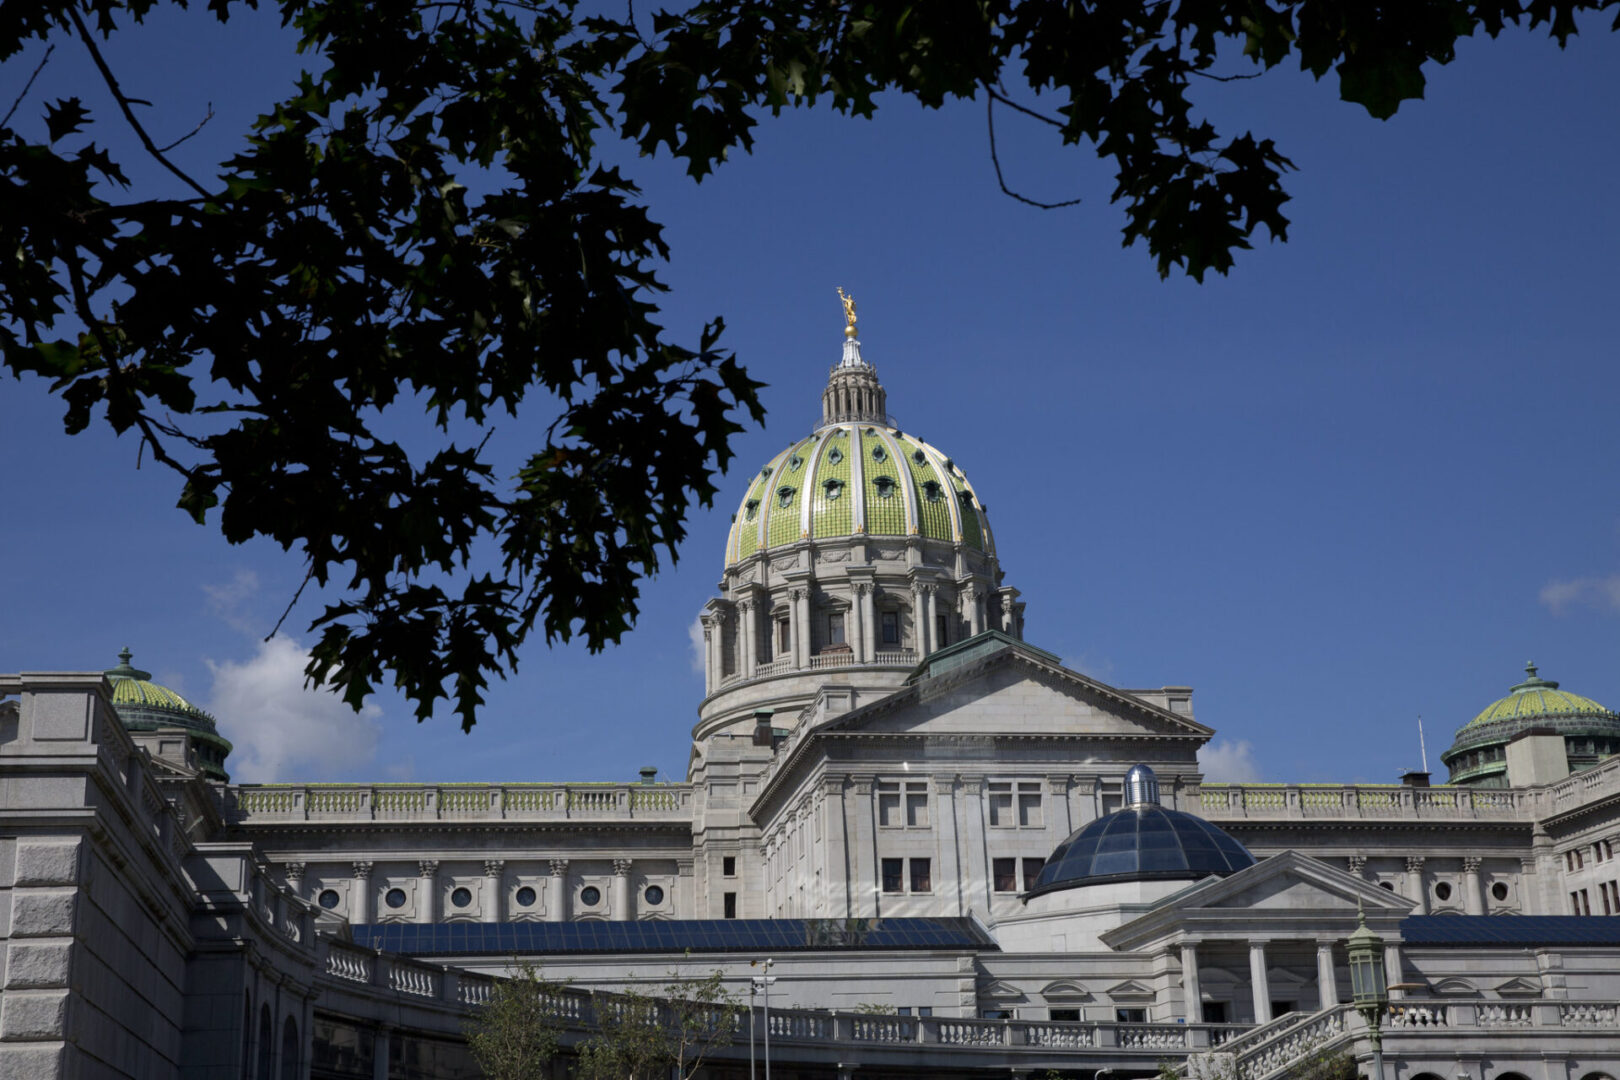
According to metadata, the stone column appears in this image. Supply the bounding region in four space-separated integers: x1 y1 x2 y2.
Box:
284 862 306 901
1383 942 1406 1000
1406 856 1428 914
850 584 868 662
372 1026 391 1080
1462 857 1485 915
849 776 878 917
1180 943 1203 1023
911 584 930 656
960 776 990 917
547 859 569 922
971 588 986 636
923 586 939 650
612 859 633 920
417 860 439 923
482 861 505 923
791 588 810 668
701 614 719 692
351 862 373 925
861 583 877 660
739 600 757 676
1316 941 1338 1008
935 776 964 917
1520 856 1540 914
1249 941 1272 1024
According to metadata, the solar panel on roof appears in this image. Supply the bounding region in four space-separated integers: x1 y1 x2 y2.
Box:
1401 915 1620 948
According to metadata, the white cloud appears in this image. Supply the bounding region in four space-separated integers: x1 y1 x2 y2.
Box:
203 569 263 633
1199 739 1261 782
687 617 707 675
207 635 382 782
1540 575 1620 615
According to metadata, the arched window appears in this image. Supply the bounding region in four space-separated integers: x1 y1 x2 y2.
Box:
280 1017 299 1080
256 1005 273 1080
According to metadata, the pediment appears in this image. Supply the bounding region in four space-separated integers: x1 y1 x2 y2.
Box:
1105 979 1155 999
1494 976 1542 996
1041 980 1092 1001
980 979 1027 1001
1178 852 1415 913
821 646 1211 741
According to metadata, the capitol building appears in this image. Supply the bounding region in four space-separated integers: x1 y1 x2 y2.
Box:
4 307 1620 1079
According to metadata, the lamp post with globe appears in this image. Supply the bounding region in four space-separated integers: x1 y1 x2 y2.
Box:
1346 903 1388 1080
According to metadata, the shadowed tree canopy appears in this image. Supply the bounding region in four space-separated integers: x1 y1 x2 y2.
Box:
2 0 1613 728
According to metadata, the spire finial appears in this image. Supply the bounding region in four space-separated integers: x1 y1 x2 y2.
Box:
837 286 858 339
1526 660 1539 679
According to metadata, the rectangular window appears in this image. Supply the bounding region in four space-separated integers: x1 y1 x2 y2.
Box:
877 781 901 827
1572 891 1582 914
1580 889 1591 915
905 784 929 827
1115 1008 1147 1024
1203 1002 1228 1024
881 610 900 645
1101 792 1123 815
988 782 1013 827
1022 857 1046 890
917 1007 933 1017
881 858 904 894
777 618 790 654
1017 782 1042 827
980 1009 1011 1021
828 612 846 645
896 1007 912 1016
1049 1008 1081 1023
1597 842 1607 863
910 858 932 893
723 892 737 919
935 613 949 647
993 857 1018 892
1271 1001 1296 1018
1604 883 1614 916
722 856 736 877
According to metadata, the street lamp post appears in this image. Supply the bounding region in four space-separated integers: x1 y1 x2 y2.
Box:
751 958 776 1080
748 982 757 1080
1346 902 1388 1080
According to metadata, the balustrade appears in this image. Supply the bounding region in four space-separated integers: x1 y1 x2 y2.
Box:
229 782 692 823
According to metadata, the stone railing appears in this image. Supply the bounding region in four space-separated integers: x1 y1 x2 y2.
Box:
228 782 694 824
1545 755 1620 816
1236 1004 1352 1080
1199 784 1532 822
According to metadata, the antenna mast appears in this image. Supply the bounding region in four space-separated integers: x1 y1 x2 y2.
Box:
1418 716 1429 774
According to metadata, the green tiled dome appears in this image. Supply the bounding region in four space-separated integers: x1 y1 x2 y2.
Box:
725 425 993 567
1463 663 1612 729
104 648 233 782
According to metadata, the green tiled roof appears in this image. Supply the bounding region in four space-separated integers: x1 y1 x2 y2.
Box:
726 423 992 566
1462 663 1614 731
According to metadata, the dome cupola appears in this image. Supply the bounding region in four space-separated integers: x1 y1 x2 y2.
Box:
1026 765 1254 897
1441 662 1620 787
105 648 233 782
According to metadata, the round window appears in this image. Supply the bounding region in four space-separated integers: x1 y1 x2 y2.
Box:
912 449 927 465
1378 881 1395 891
827 447 843 465
644 885 665 906
515 886 537 907
580 885 602 907
317 889 340 910
1434 882 1452 901
1492 881 1510 902
871 445 887 463
451 887 472 908
385 887 407 909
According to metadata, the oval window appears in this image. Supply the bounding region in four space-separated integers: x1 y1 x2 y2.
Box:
871 445 887 464
317 889 340 910
580 885 602 907
1492 882 1509 901
644 885 665 906
451 887 473 908
515 886 538 907
1434 882 1452 902
827 447 844 465
385 887 407 909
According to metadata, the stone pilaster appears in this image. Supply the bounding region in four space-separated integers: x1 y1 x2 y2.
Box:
351 862 374 924
417 860 440 924
547 859 569 922
482 860 505 923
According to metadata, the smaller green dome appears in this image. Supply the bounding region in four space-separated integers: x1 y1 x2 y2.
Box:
104 648 233 781
1463 662 1612 730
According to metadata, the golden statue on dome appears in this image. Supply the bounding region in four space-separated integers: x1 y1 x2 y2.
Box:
837 286 858 338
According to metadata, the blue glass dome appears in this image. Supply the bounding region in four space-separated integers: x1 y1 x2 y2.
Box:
1027 766 1254 897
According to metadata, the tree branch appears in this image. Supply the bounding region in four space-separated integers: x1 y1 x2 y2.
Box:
1 43 55 129
66 7 213 199
986 86 1065 130
985 96 1083 211
156 102 215 152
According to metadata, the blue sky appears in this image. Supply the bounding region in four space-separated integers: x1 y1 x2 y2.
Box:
3 11 1617 786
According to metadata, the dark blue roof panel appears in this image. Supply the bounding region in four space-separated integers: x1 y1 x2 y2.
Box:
351 917 998 956
1401 915 1620 948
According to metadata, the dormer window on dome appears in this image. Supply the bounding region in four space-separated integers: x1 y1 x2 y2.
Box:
912 449 927 466
789 455 804 472
827 446 844 465
921 480 944 503
873 475 896 499
744 499 759 521
776 486 796 508
871 445 888 464
823 479 844 501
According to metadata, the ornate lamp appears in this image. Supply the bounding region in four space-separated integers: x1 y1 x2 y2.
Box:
1346 902 1387 1080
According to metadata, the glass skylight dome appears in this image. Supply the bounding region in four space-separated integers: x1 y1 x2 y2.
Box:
1026 765 1254 897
